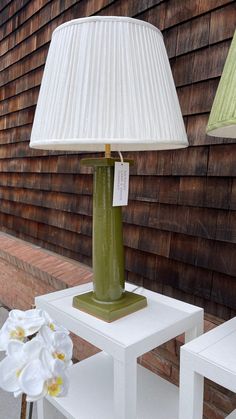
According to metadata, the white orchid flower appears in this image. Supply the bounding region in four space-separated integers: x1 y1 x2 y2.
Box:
0 309 45 351
38 326 73 367
0 308 72 402
9 309 46 335
0 338 43 396
19 348 69 401
42 350 69 398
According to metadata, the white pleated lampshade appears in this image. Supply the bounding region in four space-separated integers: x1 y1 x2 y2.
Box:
30 16 188 151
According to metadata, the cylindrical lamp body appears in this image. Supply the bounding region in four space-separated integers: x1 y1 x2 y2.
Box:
93 164 125 302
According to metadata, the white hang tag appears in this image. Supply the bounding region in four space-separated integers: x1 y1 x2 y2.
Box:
113 162 129 206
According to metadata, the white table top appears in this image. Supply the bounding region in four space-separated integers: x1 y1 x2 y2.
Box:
36 282 203 360
183 316 236 375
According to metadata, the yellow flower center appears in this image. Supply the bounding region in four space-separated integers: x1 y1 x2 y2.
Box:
53 352 65 361
9 327 25 341
16 369 22 378
47 377 63 397
49 323 55 331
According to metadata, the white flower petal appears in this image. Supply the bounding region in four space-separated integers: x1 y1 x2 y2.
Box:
19 360 46 397
23 338 42 361
53 359 68 377
39 328 73 365
45 363 69 398
52 333 73 364
7 340 24 358
41 311 69 334
14 389 22 398
9 310 24 321
41 348 56 374
26 386 47 402
38 325 52 345
25 320 45 336
0 357 21 392
53 323 69 334
9 309 45 337
54 332 72 348
0 322 11 351
41 311 52 323
24 309 43 319
57 373 69 397
9 309 43 322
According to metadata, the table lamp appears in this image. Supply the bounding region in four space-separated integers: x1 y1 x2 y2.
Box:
206 30 236 138
30 16 188 322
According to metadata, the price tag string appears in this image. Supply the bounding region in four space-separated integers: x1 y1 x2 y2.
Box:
118 151 124 164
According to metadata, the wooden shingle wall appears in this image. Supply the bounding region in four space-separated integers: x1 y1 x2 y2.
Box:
0 0 236 320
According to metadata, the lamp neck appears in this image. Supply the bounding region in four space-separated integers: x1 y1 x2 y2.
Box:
105 144 111 158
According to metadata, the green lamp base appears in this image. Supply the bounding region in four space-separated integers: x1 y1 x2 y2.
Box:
73 291 147 322
73 157 147 322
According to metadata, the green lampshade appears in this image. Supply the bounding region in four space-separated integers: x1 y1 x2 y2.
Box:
206 30 236 138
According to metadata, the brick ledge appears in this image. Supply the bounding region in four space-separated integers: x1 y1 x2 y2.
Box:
0 232 92 291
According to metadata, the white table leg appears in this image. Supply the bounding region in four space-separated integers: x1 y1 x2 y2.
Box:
185 317 204 343
113 358 137 419
37 399 44 419
179 350 204 419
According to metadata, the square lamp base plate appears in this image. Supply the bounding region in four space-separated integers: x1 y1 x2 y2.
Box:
73 291 147 322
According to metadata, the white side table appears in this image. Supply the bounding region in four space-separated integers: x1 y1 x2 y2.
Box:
179 317 236 419
36 282 203 419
